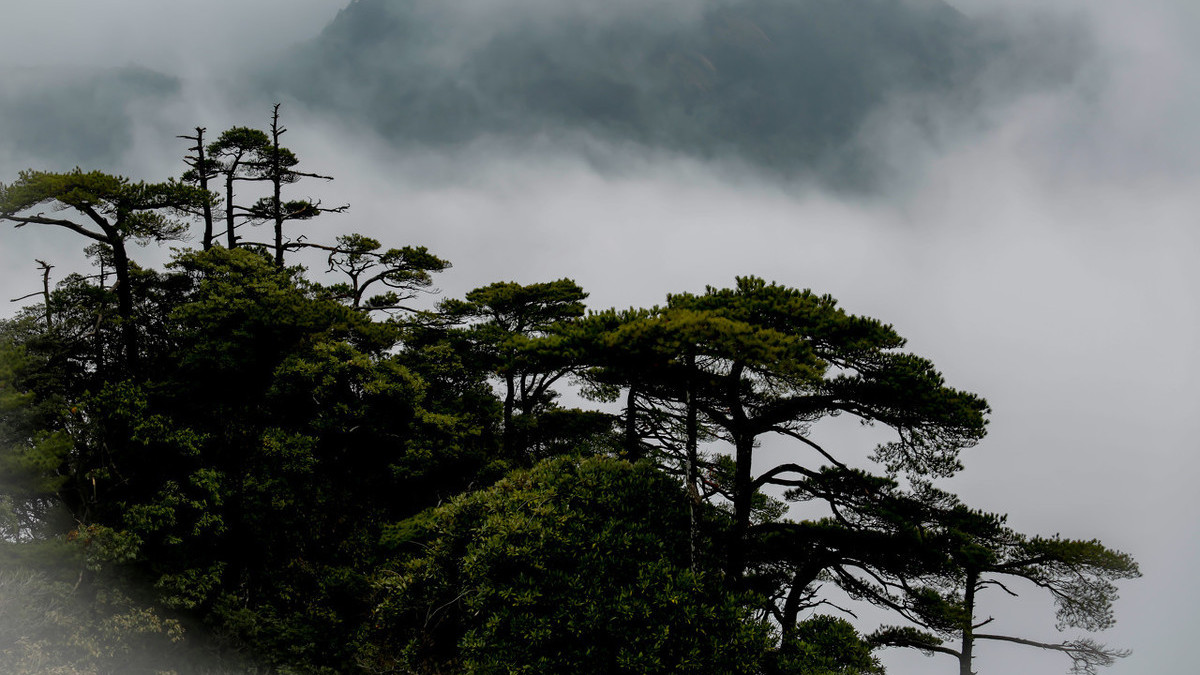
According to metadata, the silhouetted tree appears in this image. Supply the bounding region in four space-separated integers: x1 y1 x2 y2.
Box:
178 126 220 250
0 170 205 367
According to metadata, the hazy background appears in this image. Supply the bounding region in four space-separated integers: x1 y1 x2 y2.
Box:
2 1 1197 672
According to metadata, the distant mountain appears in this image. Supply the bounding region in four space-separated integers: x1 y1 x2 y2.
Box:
0 66 179 169
267 0 1046 184
0 1 1085 187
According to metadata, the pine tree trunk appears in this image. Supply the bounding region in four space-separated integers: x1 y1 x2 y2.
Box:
225 174 237 249
503 372 516 454
726 362 751 583
624 384 640 459
728 433 754 582
38 260 53 330
109 239 138 369
270 104 286 266
960 568 978 675
196 129 214 250
685 352 698 570
781 562 823 640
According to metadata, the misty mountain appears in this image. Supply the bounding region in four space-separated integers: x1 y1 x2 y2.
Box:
268 0 1060 184
0 1 1086 187
0 65 179 169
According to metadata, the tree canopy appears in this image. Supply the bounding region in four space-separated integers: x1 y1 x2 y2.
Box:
0 116 1139 675
0 169 206 368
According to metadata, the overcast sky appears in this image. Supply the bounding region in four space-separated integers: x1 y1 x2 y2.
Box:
1 1 1197 673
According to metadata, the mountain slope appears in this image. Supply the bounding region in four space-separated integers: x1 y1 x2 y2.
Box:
270 0 1020 182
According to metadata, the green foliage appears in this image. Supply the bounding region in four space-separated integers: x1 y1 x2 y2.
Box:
0 334 73 541
324 233 451 311
1019 535 1141 632
364 456 773 674
0 169 200 244
1 168 209 368
563 276 992 600
664 276 989 480
777 615 884 675
441 280 589 334
859 493 1141 674
207 127 271 176
0 569 188 675
441 279 590 456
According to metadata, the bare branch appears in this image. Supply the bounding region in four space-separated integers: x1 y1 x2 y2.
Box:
1 213 107 243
